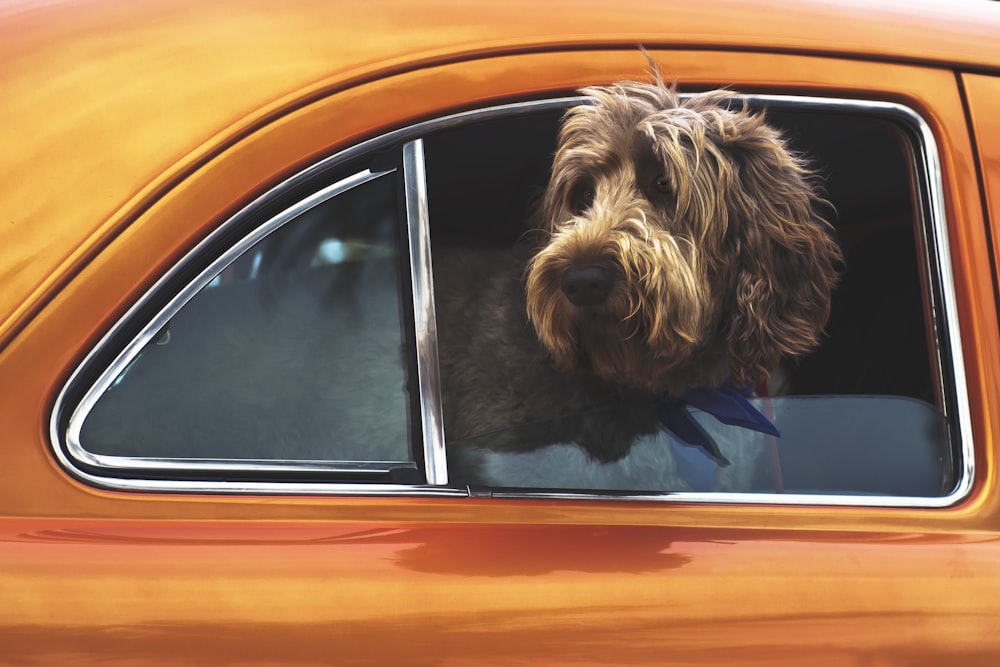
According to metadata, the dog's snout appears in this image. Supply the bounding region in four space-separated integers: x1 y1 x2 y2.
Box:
561 265 614 306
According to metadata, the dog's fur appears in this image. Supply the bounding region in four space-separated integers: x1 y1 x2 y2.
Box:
436 75 842 483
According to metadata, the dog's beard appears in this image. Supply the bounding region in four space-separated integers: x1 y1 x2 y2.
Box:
526 217 714 394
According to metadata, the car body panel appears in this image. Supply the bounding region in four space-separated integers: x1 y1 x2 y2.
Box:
965 73 1000 295
3 0 1000 348
3 519 1000 665
3 0 1000 664
3 48 994 521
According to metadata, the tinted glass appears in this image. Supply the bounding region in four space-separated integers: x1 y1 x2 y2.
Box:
78 171 416 466
447 397 949 495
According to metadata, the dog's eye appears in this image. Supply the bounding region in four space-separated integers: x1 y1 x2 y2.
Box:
654 177 672 194
569 184 595 214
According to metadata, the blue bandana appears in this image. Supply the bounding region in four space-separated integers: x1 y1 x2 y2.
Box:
656 381 780 490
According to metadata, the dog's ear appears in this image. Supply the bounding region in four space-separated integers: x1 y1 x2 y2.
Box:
720 114 842 387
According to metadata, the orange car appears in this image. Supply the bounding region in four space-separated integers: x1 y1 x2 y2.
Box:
3 0 1000 664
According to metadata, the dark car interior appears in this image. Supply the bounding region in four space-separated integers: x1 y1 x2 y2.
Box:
424 98 951 495
424 102 937 405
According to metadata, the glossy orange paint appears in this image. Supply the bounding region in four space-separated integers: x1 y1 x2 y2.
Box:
3 0 1000 665
966 73 1000 301
3 518 1000 665
3 0 1000 349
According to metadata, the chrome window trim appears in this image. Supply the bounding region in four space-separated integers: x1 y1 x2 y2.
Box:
59 169 421 478
404 139 449 485
50 93 972 507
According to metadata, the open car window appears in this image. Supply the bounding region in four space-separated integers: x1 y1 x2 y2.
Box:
424 100 963 501
54 94 970 504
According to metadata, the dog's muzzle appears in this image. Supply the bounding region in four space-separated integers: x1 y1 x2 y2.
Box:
560 265 614 306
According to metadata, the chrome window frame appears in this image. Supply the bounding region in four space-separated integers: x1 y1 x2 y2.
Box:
50 94 973 507
62 169 418 477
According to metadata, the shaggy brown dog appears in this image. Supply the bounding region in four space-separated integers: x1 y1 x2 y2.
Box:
436 76 841 476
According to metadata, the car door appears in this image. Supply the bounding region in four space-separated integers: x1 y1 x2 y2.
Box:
4 49 1000 665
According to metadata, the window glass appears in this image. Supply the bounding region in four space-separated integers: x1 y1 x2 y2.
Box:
446 397 948 495
76 169 418 470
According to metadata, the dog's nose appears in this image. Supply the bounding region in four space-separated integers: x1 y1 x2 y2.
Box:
561 265 614 306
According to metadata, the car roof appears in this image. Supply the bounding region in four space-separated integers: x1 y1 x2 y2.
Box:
1 0 999 348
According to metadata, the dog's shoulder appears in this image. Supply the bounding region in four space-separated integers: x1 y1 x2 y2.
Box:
432 240 531 301
432 240 535 348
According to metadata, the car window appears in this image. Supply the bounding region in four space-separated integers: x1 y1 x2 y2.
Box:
424 100 963 501
66 162 426 482
58 94 968 503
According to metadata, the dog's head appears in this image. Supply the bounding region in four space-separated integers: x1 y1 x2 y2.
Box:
525 79 842 395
